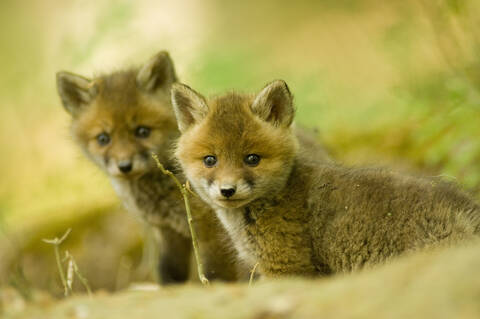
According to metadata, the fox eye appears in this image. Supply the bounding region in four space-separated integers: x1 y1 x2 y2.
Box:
135 126 151 138
244 154 261 167
203 155 217 168
96 132 110 146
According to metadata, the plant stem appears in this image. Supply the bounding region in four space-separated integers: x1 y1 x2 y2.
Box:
73 260 93 297
54 245 69 296
43 229 71 296
151 153 209 285
249 263 259 286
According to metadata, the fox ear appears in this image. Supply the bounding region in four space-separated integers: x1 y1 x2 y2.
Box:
251 80 295 127
171 83 208 132
56 71 97 116
137 51 177 93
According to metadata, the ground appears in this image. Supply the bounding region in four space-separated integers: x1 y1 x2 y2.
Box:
3 240 480 318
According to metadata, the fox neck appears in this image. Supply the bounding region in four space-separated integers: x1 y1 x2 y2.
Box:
108 157 180 222
214 206 257 269
213 154 300 268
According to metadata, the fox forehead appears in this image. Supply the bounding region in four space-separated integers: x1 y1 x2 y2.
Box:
208 93 255 133
207 94 262 152
87 95 172 128
73 71 175 137
95 70 139 107
178 92 296 162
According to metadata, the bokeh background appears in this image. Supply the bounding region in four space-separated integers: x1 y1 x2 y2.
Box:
1 0 479 298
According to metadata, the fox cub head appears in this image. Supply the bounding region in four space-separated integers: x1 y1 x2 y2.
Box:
172 80 298 209
57 51 179 178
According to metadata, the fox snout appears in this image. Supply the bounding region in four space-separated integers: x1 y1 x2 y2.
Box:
107 157 135 176
202 179 254 208
101 139 152 177
117 159 133 174
220 185 236 198
104 154 149 178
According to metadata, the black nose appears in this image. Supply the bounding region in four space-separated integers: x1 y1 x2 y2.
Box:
118 161 132 174
220 188 236 198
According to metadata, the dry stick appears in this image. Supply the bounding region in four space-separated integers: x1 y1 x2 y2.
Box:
65 251 92 297
185 180 199 198
151 153 210 285
42 228 71 296
66 257 74 293
249 262 259 286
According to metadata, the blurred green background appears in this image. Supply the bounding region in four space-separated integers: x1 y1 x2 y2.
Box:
1 0 479 296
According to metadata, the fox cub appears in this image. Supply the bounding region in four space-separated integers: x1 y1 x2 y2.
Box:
171 80 480 277
56 51 239 284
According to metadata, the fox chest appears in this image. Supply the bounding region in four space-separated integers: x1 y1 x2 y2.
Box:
111 178 145 221
110 177 189 236
216 206 316 276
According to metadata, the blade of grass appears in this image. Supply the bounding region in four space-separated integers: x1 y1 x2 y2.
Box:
249 262 259 286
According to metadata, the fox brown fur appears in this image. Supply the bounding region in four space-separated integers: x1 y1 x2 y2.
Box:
56 53 330 283
56 51 241 284
172 80 480 277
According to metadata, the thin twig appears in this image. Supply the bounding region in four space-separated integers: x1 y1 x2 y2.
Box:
66 257 74 292
151 153 209 285
42 228 71 296
185 180 199 198
249 262 259 286
66 251 92 297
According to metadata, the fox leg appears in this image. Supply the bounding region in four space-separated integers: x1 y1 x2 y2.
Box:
197 236 241 281
193 210 244 282
157 225 192 284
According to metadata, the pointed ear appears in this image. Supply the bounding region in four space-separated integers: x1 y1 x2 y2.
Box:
251 80 295 127
136 51 177 92
171 83 208 132
56 71 98 116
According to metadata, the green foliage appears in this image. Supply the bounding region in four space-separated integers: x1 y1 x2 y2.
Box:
62 1 135 67
324 68 480 186
190 48 270 94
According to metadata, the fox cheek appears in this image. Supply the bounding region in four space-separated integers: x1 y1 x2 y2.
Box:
139 150 152 162
102 155 109 167
242 170 256 189
88 152 109 172
207 177 214 187
106 162 119 175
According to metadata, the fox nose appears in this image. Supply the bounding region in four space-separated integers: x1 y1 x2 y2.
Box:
118 161 133 174
220 187 236 198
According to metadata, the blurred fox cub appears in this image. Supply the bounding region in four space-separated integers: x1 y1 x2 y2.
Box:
56 51 239 284
172 80 480 277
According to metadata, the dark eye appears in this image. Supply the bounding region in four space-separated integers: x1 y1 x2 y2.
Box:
203 155 217 168
135 126 151 138
96 132 110 146
244 154 261 166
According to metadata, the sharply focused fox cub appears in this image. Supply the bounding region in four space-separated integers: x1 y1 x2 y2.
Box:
56 51 240 284
172 80 480 277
